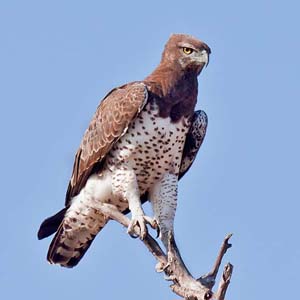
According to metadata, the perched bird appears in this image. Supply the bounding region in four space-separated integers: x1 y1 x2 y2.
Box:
38 34 210 268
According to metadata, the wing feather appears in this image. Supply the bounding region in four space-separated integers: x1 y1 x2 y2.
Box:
65 82 148 205
179 110 208 180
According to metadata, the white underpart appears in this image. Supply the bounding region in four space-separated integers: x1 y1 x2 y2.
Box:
70 172 113 209
66 103 189 246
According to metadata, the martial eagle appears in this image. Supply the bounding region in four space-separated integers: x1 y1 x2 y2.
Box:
38 34 210 268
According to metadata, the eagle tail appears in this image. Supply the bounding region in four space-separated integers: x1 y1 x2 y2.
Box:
46 208 107 268
37 208 67 240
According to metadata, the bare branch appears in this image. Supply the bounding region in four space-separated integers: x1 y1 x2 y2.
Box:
95 202 167 266
214 263 233 300
198 234 233 289
94 202 233 300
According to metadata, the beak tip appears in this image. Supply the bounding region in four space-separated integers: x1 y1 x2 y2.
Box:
206 57 209 68
204 51 209 68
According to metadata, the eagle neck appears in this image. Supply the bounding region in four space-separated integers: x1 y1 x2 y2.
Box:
145 64 198 122
145 64 184 96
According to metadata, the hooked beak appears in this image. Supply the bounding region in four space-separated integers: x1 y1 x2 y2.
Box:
197 49 210 68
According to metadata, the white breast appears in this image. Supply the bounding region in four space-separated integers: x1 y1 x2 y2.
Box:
107 103 190 194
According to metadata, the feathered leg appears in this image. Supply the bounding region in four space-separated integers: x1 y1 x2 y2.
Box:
149 173 178 250
112 166 157 239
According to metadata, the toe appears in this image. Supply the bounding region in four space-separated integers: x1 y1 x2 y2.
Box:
128 231 139 239
127 216 149 240
138 217 147 240
127 219 138 238
143 216 158 230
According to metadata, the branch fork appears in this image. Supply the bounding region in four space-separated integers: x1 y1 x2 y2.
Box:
95 202 233 300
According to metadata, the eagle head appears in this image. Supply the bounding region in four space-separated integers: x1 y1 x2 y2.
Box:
161 34 211 74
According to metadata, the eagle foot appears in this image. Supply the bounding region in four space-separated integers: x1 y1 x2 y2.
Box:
127 215 157 240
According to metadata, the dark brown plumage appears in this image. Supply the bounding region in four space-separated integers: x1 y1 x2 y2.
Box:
38 34 210 268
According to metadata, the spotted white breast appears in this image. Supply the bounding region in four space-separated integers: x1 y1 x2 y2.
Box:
106 101 191 195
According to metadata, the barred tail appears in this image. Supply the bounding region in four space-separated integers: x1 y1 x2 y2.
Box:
46 209 107 268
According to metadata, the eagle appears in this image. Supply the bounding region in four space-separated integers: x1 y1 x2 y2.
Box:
38 34 210 268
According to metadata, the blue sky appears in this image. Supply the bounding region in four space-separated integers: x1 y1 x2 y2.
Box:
1 1 299 299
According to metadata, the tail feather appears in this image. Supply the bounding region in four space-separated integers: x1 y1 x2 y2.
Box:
46 208 108 268
38 208 66 240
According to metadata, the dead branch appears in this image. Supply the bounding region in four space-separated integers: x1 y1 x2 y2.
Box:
198 234 232 289
214 263 233 300
95 202 233 300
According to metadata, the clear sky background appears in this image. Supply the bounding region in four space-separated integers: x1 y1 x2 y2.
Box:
1 1 299 299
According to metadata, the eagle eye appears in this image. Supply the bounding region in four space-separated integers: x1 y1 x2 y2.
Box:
182 47 194 55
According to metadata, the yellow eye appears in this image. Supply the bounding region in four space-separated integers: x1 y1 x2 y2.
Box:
183 47 194 55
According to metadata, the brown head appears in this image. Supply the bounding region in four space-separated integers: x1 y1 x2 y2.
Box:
145 34 211 116
161 34 211 75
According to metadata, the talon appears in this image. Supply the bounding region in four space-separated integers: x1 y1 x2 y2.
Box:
128 232 139 239
127 218 140 238
144 217 160 238
156 224 160 239
127 215 156 240
144 216 158 230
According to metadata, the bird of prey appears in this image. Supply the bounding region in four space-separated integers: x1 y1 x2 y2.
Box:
38 34 210 268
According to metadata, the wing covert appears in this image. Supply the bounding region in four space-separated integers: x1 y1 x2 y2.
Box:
66 82 148 205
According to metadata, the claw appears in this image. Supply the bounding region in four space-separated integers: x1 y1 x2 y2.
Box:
128 232 139 239
144 217 160 238
156 224 160 239
127 215 156 240
143 216 157 230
